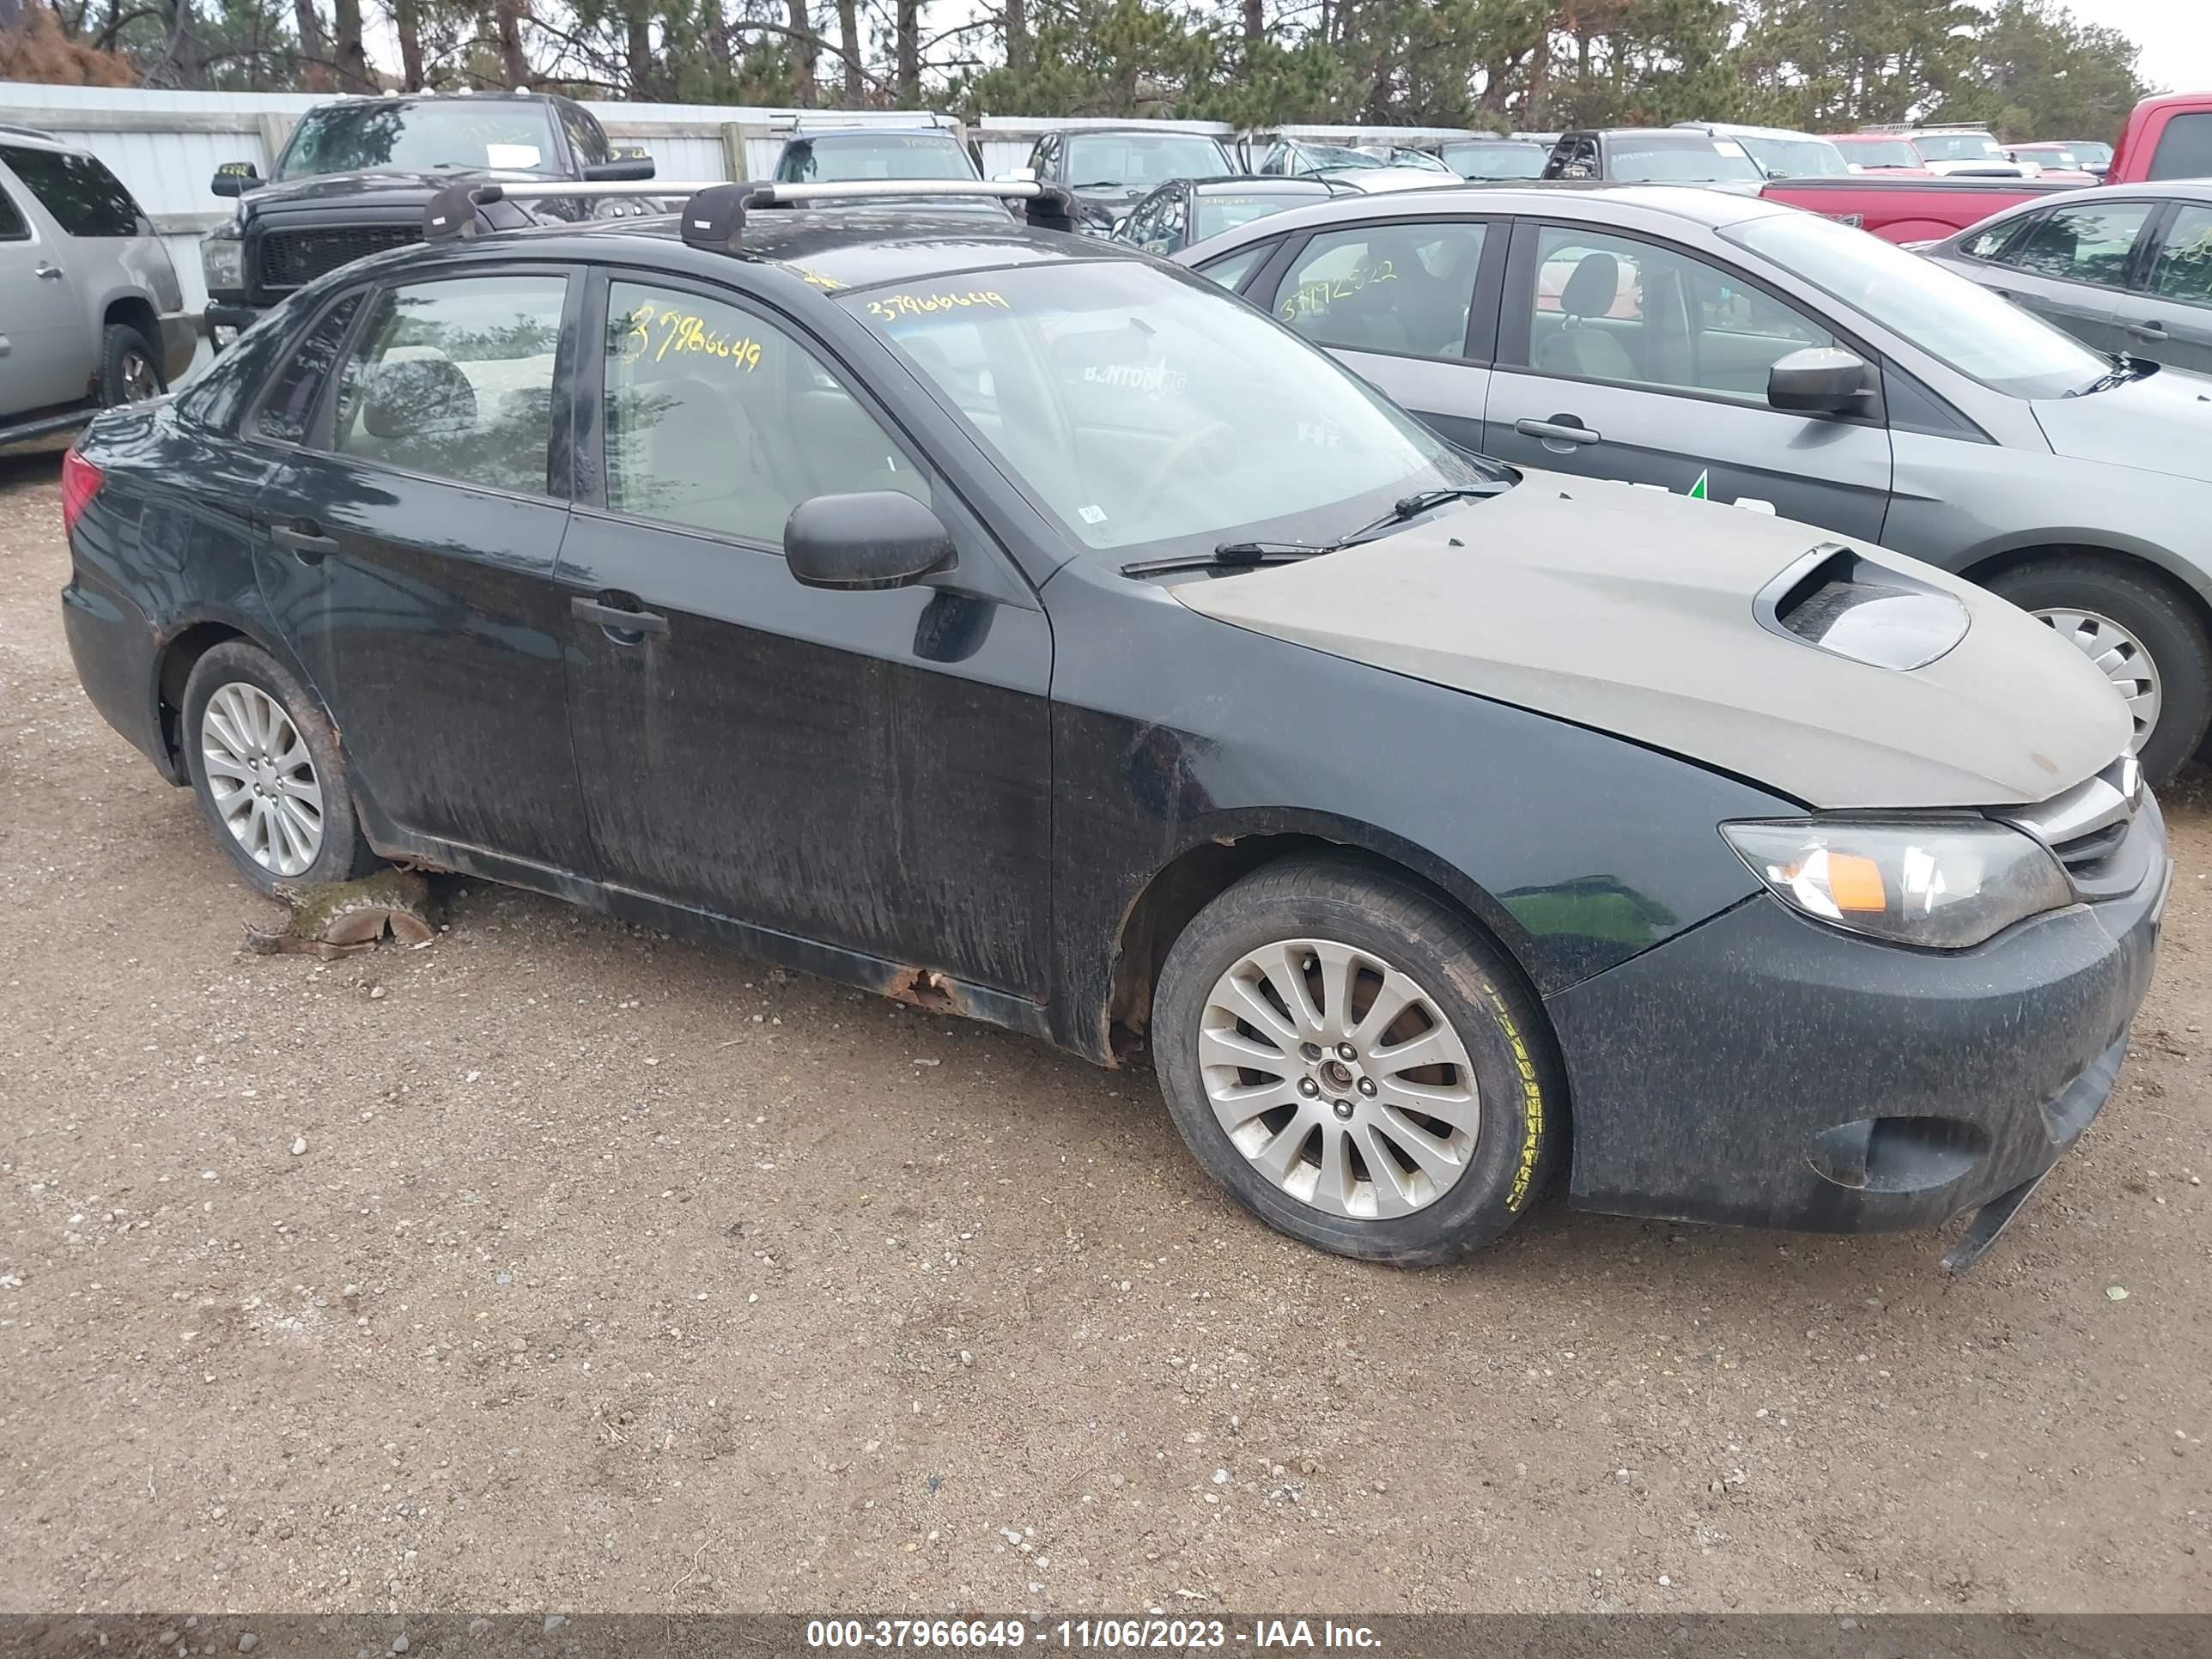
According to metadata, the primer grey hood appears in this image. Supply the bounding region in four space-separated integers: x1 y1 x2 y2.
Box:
1170 471 2129 809
2032 365 2212 485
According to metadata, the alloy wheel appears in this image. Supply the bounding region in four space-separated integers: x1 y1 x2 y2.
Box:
200 681 324 877
2033 607 2161 753
118 347 159 403
1197 937 1480 1219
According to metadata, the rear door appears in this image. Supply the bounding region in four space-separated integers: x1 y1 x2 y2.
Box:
556 270 1054 998
1975 197 2161 355
1255 215 1499 452
252 265 599 876
2124 200 2212 373
1483 219 1893 537
0 161 88 415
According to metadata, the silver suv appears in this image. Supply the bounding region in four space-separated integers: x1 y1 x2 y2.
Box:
1 125 194 437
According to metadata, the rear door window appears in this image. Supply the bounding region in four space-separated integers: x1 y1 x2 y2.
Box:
1997 200 2156 289
1271 222 1487 361
329 274 568 495
0 177 26 240
0 144 141 236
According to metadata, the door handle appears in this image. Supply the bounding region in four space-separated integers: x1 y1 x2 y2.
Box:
271 523 337 562
572 593 669 641
1515 416 1601 447
34 263 64 281
2122 318 2167 342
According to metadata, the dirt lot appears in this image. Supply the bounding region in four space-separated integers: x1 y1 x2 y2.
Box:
2 447 2208 1618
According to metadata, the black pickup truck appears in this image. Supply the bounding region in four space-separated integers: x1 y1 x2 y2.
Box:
199 92 653 338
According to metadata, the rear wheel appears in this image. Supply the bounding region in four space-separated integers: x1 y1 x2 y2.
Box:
181 640 380 896
1984 556 2212 787
96 324 163 407
1152 855 1561 1267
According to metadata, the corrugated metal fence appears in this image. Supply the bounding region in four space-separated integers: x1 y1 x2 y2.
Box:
0 81 1477 313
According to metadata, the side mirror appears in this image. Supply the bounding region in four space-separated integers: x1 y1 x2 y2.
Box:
585 156 656 182
211 161 260 198
995 166 1037 184
2087 162 2109 179
786 491 955 591
1768 345 1870 415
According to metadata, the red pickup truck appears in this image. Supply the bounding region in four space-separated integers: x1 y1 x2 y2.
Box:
1761 90 2212 244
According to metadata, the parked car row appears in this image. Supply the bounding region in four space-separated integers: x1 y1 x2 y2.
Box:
58 173 2166 1275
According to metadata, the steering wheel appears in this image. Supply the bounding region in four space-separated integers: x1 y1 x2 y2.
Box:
1132 419 1239 522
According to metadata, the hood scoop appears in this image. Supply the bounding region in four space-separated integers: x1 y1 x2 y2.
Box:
1756 544 1968 672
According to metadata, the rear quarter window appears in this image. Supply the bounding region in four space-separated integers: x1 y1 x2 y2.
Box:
2148 113 2212 183
0 144 142 237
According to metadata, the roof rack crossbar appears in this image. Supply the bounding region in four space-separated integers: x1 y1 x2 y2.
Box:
425 175 1081 243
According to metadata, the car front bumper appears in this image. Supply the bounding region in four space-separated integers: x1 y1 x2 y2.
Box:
203 299 264 341
1546 798 2168 1241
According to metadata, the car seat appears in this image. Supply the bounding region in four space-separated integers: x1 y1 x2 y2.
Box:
1534 251 1638 381
609 372 781 541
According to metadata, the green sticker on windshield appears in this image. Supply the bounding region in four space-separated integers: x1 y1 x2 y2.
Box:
1687 468 1710 501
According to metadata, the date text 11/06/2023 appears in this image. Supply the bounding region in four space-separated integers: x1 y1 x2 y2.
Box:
803 1619 1384 1650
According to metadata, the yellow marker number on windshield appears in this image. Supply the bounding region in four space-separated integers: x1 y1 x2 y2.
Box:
866 289 1011 321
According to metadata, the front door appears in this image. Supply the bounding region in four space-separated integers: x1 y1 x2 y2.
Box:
2130 201 2212 374
557 272 1054 998
0 173 86 415
1483 220 1893 538
252 267 599 877
1259 217 1498 452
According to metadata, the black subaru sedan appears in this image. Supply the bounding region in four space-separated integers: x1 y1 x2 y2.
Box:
58 187 2167 1268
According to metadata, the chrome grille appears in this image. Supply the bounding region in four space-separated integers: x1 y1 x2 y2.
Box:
1996 755 2147 897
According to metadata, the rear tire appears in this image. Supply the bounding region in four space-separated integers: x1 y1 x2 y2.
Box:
181 640 381 897
96 323 163 407
1152 854 1562 1267
1983 555 2212 787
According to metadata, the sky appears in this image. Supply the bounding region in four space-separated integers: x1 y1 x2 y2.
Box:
2066 0 2212 93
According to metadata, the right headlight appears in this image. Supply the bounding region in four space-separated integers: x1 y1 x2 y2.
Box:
201 229 244 293
1721 818 2074 950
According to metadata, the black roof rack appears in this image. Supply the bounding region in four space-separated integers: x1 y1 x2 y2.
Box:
424 176 1081 246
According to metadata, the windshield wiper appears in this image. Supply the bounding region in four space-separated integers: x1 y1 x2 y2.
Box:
1120 542 1326 578
1119 485 1509 580
2069 352 2149 397
1335 483 1512 545
1071 179 1128 191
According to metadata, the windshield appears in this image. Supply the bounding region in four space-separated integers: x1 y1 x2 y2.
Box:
1733 133 1850 178
844 261 1498 557
1608 134 1765 183
1365 148 1454 173
1296 143 1385 172
1066 132 1231 188
1915 131 2006 163
277 101 561 179
1440 142 1546 179
1726 211 2110 398
1838 137 1921 167
1193 187 1320 240
2071 141 2113 167
775 132 975 183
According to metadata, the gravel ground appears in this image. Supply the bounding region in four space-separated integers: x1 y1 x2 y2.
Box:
2 447 2208 1617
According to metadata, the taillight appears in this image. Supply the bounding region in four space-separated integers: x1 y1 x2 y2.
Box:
60 447 103 538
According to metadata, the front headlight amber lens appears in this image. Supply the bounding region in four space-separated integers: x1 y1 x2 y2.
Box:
1721 819 2074 949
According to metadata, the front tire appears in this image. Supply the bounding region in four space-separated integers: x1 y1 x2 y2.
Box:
1983 556 2212 787
96 323 163 407
1152 855 1562 1267
181 640 380 896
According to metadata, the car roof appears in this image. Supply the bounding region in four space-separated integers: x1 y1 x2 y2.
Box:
1052 125 1226 139
396 204 1151 290
1676 120 1834 142
0 123 88 155
1174 180 1791 257
781 126 963 141
310 92 556 109
1973 178 2212 207
1191 173 1333 193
